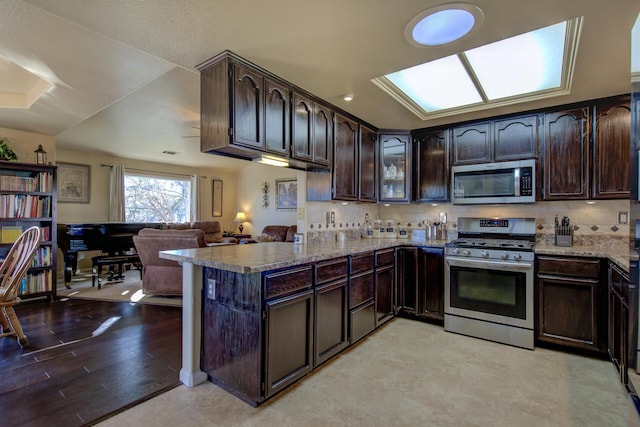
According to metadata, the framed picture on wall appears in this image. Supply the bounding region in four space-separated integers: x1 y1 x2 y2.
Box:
212 179 223 217
275 178 297 210
57 162 90 203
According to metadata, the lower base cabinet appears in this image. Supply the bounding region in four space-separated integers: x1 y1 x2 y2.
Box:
608 261 636 389
536 256 607 354
396 246 444 322
315 279 348 366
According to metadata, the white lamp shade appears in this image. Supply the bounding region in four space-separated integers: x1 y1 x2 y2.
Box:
234 212 247 222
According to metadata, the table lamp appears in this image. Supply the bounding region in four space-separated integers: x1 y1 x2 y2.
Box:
234 211 248 234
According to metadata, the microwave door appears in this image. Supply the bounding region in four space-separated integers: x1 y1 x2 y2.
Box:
454 169 516 199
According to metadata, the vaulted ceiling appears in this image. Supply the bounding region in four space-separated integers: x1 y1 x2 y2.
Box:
0 0 638 170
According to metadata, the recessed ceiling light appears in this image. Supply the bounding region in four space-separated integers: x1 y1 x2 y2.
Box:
405 3 484 47
343 94 354 101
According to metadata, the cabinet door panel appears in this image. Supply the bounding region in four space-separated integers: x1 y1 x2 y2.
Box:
452 123 491 164
494 115 539 161
313 104 332 166
265 289 314 397
375 264 394 326
419 247 444 320
233 64 263 148
379 133 411 203
350 271 374 308
593 99 631 199
396 247 418 313
350 300 376 343
333 114 358 200
543 108 589 199
264 78 290 155
359 125 377 202
414 129 449 202
292 93 313 162
315 279 348 365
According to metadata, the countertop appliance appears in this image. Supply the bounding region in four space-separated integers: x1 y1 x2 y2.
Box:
444 217 536 349
451 159 535 205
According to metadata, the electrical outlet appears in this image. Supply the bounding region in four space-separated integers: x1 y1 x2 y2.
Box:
326 211 331 226
207 279 216 300
330 211 335 225
618 211 629 225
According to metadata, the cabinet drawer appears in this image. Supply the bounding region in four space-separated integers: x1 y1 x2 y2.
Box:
315 258 348 285
350 252 374 274
350 271 374 308
264 265 313 299
537 256 601 279
350 300 376 344
375 249 395 267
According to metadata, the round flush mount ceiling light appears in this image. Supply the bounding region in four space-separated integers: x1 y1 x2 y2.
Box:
405 3 484 47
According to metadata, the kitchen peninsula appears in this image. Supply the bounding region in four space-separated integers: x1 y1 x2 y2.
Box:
160 237 635 406
159 238 444 405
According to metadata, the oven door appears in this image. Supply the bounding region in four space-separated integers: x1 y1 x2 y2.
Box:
445 256 533 329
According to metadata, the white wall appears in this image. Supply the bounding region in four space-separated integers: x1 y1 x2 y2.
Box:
234 162 305 236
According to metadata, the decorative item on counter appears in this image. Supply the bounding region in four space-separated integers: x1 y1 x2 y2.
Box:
373 219 384 238
554 215 573 247
361 216 373 239
0 138 17 161
336 231 346 243
385 219 396 238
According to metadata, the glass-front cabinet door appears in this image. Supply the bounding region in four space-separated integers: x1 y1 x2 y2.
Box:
379 132 411 203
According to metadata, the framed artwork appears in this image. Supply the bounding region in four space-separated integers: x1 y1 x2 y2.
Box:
212 179 223 217
57 162 90 203
275 178 297 210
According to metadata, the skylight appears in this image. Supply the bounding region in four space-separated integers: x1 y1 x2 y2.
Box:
373 18 582 120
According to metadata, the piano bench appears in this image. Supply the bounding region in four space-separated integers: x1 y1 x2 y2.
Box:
92 254 141 289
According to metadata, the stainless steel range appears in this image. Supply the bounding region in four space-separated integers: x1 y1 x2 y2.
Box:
444 217 536 349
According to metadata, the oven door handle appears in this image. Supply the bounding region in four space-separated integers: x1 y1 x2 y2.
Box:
445 256 532 270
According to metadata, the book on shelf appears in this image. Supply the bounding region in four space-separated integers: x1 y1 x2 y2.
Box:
1 225 23 243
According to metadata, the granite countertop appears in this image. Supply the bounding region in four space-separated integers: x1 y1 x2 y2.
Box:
160 237 634 274
159 238 447 274
534 242 633 273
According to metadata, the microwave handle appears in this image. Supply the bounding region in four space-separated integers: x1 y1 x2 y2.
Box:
514 167 520 197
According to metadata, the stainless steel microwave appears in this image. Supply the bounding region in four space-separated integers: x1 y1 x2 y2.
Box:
451 159 535 204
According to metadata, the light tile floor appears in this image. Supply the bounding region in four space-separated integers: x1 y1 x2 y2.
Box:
99 318 640 427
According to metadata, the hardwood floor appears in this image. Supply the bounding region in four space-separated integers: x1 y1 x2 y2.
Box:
0 298 182 426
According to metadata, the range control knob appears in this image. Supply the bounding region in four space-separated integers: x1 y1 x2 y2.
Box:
513 253 522 261
462 249 471 256
451 248 460 255
481 250 489 258
500 251 508 259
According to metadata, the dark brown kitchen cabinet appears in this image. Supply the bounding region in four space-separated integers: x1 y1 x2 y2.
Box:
265 288 314 397
379 132 411 203
314 258 349 366
413 128 450 202
199 53 291 159
542 108 590 199
333 114 359 201
536 256 606 354
608 261 637 389
349 252 375 343
493 114 539 161
593 98 631 199
292 92 332 167
418 247 445 321
451 115 539 165
452 122 491 165
396 246 444 322
359 125 377 202
375 249 395 326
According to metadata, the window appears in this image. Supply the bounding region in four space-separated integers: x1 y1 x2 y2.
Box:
124 172 192 223
372 17 582 120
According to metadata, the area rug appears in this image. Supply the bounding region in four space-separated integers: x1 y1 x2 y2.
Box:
57 270 182 307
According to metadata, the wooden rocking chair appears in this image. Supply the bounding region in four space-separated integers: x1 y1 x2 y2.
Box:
0 226 42 348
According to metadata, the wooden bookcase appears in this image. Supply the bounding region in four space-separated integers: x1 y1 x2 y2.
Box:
0 161 57 300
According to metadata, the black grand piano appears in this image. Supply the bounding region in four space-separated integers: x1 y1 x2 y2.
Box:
58 222 163 286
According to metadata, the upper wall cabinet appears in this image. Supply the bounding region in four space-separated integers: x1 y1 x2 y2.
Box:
452 114 539 165
199 53 292 159
592 97 630 199
291 92 332 167
379 132 411 203
333 114 359 201
413 128 450 203
541 96 630 201
359 125 377 203
542 107 590 200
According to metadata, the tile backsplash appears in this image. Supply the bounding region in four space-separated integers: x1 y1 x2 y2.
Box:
306 199 631 249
